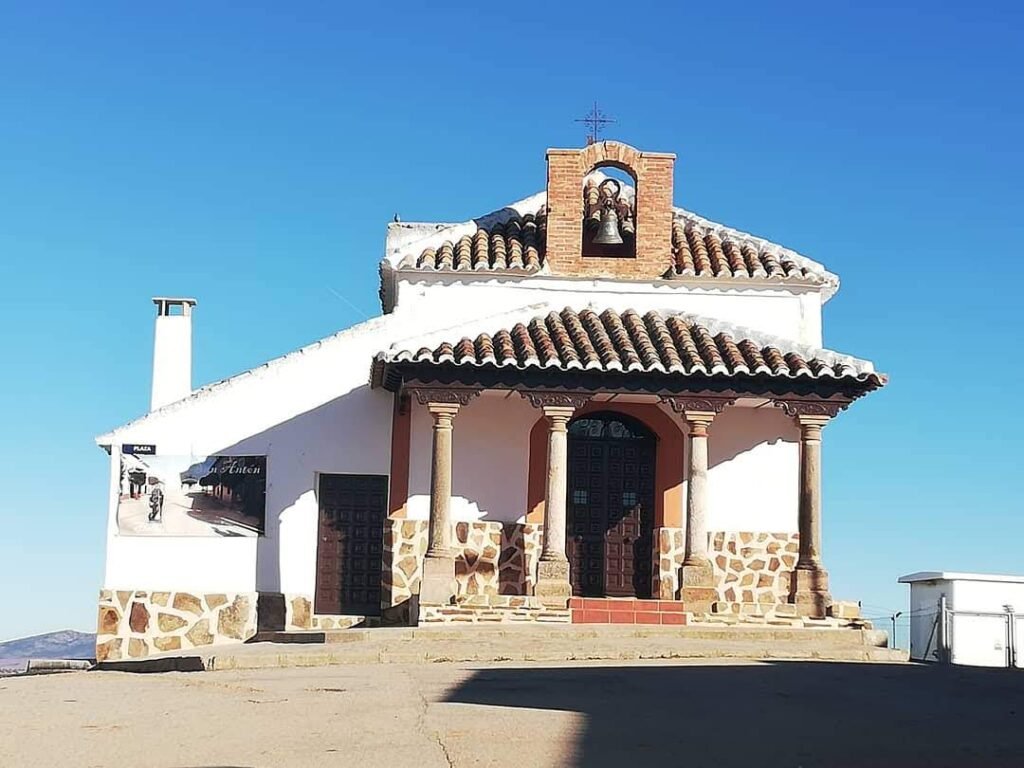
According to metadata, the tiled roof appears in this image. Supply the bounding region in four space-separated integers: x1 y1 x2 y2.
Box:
401 196 831 289
414 210 547 272
386 307 883 386
667 217 822 282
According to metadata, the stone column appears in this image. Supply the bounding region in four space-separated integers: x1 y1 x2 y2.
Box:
535 405 574 608
680 412 717 611
419 402 460 606
790 415 832 617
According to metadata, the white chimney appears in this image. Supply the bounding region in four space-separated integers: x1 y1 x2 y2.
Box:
150 297 196 411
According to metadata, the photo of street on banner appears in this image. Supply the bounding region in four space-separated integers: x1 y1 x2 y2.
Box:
117 451 266 537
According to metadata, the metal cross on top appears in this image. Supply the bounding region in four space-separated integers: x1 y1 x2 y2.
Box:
575 102 615 145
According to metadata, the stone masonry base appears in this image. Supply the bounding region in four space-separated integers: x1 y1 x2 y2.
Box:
96 589 258 662
99 528 850 656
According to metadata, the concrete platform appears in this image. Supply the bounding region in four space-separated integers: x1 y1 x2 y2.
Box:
98 624 908 673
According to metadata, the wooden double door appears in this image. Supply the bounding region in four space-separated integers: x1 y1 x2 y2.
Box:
567 412 656 598
314 473 387 616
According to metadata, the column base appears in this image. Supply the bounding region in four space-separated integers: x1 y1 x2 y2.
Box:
789 567 832 618
534 559 572 609
680 560 716 612
256 592 286 632
419 555 457 606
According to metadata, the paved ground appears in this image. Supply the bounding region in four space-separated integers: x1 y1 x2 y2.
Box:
2 659 1023 767
118 490 258 536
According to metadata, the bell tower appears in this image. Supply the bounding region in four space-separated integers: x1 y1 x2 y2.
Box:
545 140 675 279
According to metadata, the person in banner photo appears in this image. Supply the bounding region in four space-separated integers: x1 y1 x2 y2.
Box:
147 481 164 522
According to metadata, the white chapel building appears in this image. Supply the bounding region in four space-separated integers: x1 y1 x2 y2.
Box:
94 141 886 660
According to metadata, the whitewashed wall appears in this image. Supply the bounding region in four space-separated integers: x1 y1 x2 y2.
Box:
406 391 535 524
102 316 402 598
706 406 800 533
394 274 823 347
403 394 800 533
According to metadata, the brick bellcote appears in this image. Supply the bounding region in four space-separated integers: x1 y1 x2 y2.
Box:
545 140 676 279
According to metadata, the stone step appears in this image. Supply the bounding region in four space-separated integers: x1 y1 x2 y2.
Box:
251 629 395 645
405 625 884 646
419 605 572 625
710 601 799 617
250 631 326 644
310 615 376 630
122 623 903 674
103 627 908 673
458 595 545 610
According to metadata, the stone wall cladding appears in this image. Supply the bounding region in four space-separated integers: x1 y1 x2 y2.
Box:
654 527 686 600
383 520 428 607
654 530 799 603
96 589 257 662
283 594 372 630
384 519 542 608
711 532 799 604
285 594 313 630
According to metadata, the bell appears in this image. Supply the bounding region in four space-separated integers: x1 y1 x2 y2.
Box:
593 204 624 245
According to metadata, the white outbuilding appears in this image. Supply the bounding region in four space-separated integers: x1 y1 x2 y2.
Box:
899 572 1024 668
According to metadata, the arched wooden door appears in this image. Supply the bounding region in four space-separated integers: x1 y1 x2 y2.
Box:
567 412 656 598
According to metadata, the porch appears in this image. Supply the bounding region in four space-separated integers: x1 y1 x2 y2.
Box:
371 307 885 624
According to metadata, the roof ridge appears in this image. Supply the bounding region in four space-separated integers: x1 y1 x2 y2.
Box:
385 191 838 301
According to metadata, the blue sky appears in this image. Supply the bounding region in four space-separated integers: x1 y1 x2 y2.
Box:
1 1 1022 642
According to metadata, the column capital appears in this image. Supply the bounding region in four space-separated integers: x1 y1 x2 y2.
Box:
426 402 461 420
520 390 592 410
660 395 735 418
541 405 576 425
686 417 713 438
796 415 830 437
407 386 481 407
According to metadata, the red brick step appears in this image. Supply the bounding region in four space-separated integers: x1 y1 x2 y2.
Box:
569 597 688 625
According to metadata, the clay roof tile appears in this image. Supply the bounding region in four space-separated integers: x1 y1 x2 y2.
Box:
385 307 883 393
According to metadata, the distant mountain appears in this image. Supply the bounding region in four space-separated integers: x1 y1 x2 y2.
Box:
0 630 95 664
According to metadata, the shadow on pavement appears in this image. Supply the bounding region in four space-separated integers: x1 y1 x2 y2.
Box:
444 661 1024 767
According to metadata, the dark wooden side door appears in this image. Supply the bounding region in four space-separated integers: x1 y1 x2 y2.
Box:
567 414 656 598
315 474 387 616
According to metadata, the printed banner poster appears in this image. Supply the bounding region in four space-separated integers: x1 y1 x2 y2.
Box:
118 453 266 536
